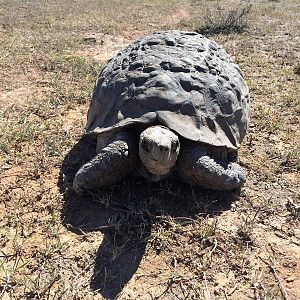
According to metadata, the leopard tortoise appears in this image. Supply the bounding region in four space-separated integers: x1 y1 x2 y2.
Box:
73 30 250 195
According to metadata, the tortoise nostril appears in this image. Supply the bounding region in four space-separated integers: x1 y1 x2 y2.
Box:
142 140 150 152
171 140 179 151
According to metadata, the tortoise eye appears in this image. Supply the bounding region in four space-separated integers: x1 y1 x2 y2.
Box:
171 140 179 151
142 140 150 152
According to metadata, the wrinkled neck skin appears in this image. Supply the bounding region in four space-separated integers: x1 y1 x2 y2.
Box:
138 125 180 179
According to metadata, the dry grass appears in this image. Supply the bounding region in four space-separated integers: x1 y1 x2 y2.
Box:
0 0 300 299
196 1 252 35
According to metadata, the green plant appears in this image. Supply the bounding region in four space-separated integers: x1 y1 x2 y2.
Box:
236 209 260 246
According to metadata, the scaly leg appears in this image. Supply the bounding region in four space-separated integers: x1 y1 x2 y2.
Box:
73 132 138 195
178 146 246 191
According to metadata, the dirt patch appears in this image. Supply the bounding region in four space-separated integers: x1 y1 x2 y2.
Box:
76 33 134 63
0 85 42 107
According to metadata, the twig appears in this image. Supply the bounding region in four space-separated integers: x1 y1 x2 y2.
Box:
39 274 60 298
0 250 17 259
0 284 8 300
153 282 171 300
0 173 28 179
253 283 261 300
207 238 218 261
65 223 113 233
203 272 211 300
271 266 290 300
227 283 238 296
290 238 300 247
259 256 291 300
154 216 196 224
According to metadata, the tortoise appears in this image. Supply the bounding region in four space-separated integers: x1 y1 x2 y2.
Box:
73 30 250 195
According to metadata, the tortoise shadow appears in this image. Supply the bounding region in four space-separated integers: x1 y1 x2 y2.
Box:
58 136 241 299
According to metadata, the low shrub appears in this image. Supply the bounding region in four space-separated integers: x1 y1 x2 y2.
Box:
196 2 251 35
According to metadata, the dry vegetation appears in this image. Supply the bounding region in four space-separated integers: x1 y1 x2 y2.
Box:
0 0 299 299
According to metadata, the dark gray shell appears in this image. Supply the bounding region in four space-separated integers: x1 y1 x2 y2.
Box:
86 30 250 150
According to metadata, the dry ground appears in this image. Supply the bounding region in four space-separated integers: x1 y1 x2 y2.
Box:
0 0 299 299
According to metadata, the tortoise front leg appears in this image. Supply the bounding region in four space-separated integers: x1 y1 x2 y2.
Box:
178 146 246 191
73 132 138 195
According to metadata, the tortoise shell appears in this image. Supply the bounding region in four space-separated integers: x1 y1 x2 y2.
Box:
86 30 250 150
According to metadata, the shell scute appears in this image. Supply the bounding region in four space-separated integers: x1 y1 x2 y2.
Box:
86 31 250 150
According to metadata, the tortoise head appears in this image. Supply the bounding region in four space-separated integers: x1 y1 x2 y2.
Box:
139 125 180 176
